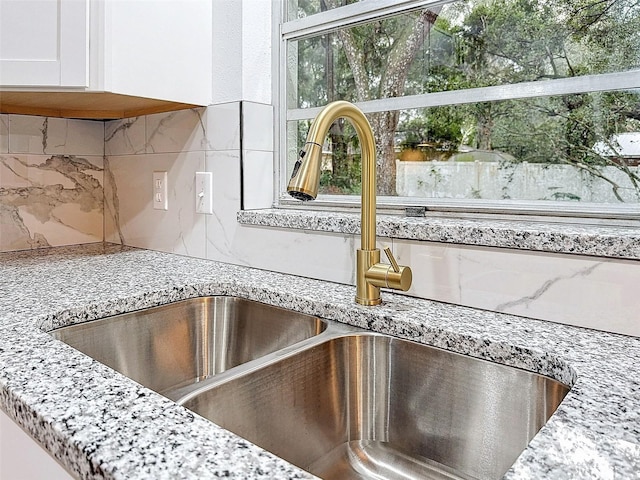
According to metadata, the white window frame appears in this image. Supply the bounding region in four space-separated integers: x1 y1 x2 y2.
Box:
275 0 640 221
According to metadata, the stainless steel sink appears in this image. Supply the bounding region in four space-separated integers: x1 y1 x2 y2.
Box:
52 297 570 480
51 296 327 396
181 333 570 480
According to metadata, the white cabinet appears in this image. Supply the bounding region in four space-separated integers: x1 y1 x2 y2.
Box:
0 408 75 479
0 0 212 118
0 0 87 87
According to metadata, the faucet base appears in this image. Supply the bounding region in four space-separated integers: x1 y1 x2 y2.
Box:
356 249 382 306
355 296 383 306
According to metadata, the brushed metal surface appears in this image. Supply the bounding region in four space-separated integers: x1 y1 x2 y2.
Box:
51 298 569 479
51 297 326 396
183 333 569 480
287 100 413 306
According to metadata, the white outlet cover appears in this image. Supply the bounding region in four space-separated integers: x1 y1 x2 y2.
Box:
195 171 213 214
153 171 168 210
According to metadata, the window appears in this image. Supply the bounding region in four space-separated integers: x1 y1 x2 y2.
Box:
279 0 640 218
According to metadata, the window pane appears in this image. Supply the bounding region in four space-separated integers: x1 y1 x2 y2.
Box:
288 0 640 108
287 0 363 21
285 0 640 213
290 90 640 204
289 9 432 108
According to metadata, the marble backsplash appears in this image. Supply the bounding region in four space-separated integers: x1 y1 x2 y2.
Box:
0 114 104 252
103 103 276 262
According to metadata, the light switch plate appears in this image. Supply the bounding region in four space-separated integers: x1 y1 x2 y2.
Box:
195 171 213 214
153 171 168 210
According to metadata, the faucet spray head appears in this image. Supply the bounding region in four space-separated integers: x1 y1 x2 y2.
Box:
287 141 323 201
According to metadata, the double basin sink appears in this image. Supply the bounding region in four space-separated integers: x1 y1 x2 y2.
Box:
51 296 570 480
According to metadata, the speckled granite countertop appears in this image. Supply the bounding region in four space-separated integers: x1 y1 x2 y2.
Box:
1 243 639 479
238 209 640 260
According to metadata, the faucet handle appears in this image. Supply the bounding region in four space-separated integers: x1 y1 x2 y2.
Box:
383 247 400 273
365 247 412 292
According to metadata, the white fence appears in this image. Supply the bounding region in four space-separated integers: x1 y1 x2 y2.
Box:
396 160 640 203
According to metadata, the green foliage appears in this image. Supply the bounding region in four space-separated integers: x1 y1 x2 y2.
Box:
399 108 464 151
319 155 362 195
551 191 581 201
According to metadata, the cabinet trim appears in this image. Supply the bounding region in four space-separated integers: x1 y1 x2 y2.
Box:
0 91 199 119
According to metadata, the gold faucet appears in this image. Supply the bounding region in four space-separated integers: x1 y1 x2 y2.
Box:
287 101 412 305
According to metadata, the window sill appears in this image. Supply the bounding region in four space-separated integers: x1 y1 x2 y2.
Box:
238 208 640 260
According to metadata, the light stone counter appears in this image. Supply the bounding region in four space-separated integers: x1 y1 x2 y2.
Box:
238 209 640 260
1 243 639 479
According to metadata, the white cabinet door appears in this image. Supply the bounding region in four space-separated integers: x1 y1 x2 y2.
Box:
0 0 210 116
0 0 88 87
0 409 75 479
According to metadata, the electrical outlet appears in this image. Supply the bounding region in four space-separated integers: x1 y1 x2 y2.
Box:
153 171 168 210
195 172 213 214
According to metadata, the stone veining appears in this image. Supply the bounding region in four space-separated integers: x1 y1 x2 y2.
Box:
103 157 125 245
105 117 145 155
0 155 104 252
145 111 178 153
495 262 601 312
41 117 49 152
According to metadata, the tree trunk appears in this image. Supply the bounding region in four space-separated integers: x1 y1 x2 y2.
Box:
369 111 400 195
476 103 493 150
329 119 351 181
335 8 438 195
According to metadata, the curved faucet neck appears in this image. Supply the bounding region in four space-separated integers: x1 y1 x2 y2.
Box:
305 101 377 251
288 101 412 306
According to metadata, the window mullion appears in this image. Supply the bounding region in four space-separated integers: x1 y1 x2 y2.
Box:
283 0 452 40
287 69 640 121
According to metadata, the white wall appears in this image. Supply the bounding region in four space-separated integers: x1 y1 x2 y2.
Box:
397 160 640 203
211 0 271 104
